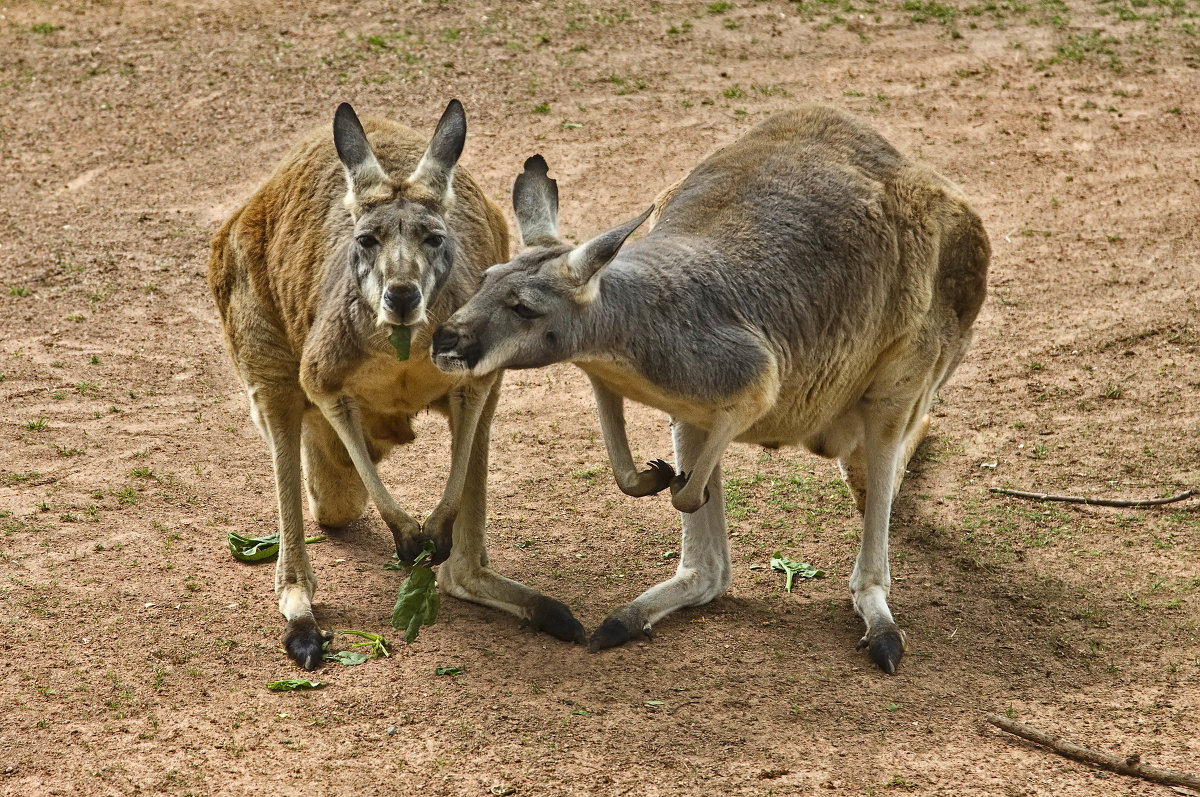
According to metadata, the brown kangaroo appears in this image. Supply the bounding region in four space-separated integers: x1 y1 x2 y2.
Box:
208 100 585 669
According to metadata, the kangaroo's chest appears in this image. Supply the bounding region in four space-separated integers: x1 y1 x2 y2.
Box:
341 350 461 417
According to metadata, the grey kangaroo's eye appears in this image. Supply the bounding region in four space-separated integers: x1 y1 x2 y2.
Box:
511 302 541 320
356 233 378 249
424 233 445 249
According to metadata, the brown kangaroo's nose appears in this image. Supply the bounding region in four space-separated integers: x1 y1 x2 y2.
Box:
384 285 421 315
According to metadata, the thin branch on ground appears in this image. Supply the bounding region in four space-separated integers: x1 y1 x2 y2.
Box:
988 487 1197 508
985 714 1200 791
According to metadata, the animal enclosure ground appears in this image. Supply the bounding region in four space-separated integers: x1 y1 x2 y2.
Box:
1 1 1198 795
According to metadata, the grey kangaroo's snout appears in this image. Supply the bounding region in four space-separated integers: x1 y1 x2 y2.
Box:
383 284 422 316
431 324 460 354
431 323 481 371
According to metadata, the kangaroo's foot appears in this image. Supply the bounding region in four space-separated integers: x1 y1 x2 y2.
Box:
856 625 905 675
282 615 334 671
527 595 586 644
588 605 653 652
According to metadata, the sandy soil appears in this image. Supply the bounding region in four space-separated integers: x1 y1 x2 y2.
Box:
1 0 1198 794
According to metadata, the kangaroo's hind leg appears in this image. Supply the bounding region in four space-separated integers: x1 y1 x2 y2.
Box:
437 373 586 644
243 380 332 670
589 418 733 651
301 407 369 529
839 397 933 675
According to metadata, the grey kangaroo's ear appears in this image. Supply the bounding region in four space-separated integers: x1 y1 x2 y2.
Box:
333 103 388 198
406 98 467 207
513 155 560 248
566 204 654 286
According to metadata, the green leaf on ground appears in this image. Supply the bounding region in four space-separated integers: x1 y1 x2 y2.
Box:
266 679 325 691
323 650 369 666
335 629 391 658
770 550 826 593
228 532 326 563
435 666 462 676
392 540 440 643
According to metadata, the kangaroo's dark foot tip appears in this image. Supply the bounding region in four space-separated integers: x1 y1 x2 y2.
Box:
431 534 453 566
864 630 904 675
529 597 586 645
588 618 632 653
282 616 329 671
393 534 451 567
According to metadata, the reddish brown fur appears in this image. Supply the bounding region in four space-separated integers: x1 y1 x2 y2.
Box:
207 107 576 670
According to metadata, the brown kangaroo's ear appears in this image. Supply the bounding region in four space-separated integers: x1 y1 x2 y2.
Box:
566 205 654 286
513 155 560 248
333 103 388 199
406 99 467 208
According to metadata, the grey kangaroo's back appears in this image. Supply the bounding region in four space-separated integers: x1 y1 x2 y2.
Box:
613 105 987 425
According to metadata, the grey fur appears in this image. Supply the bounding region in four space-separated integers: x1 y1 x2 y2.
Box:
434 105 990 672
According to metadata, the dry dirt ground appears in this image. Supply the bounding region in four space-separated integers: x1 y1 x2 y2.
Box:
1 0 1198 795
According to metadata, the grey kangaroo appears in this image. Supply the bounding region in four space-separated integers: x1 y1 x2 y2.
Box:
209 101 584 669
431 106 989 673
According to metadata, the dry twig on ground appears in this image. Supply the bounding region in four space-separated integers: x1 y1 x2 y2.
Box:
988 487 1197 508
985 714 1200 791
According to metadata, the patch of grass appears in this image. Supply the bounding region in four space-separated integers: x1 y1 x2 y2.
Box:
533 102 550 114
31 23 58 34
1044 30 1122 71
753 84 788 96
903 0 957 25
722 84 744 99
572 465 604 482
707 1 734 13
606 74 648 95
25 418 47 432
9 286 28 297
112 486 138 506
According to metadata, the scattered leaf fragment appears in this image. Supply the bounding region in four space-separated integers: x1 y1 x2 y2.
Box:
435 666 462 677
336 629 390 658
228 532 326 563
323 650 369 666
267 679 325 691
770 550 826 593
